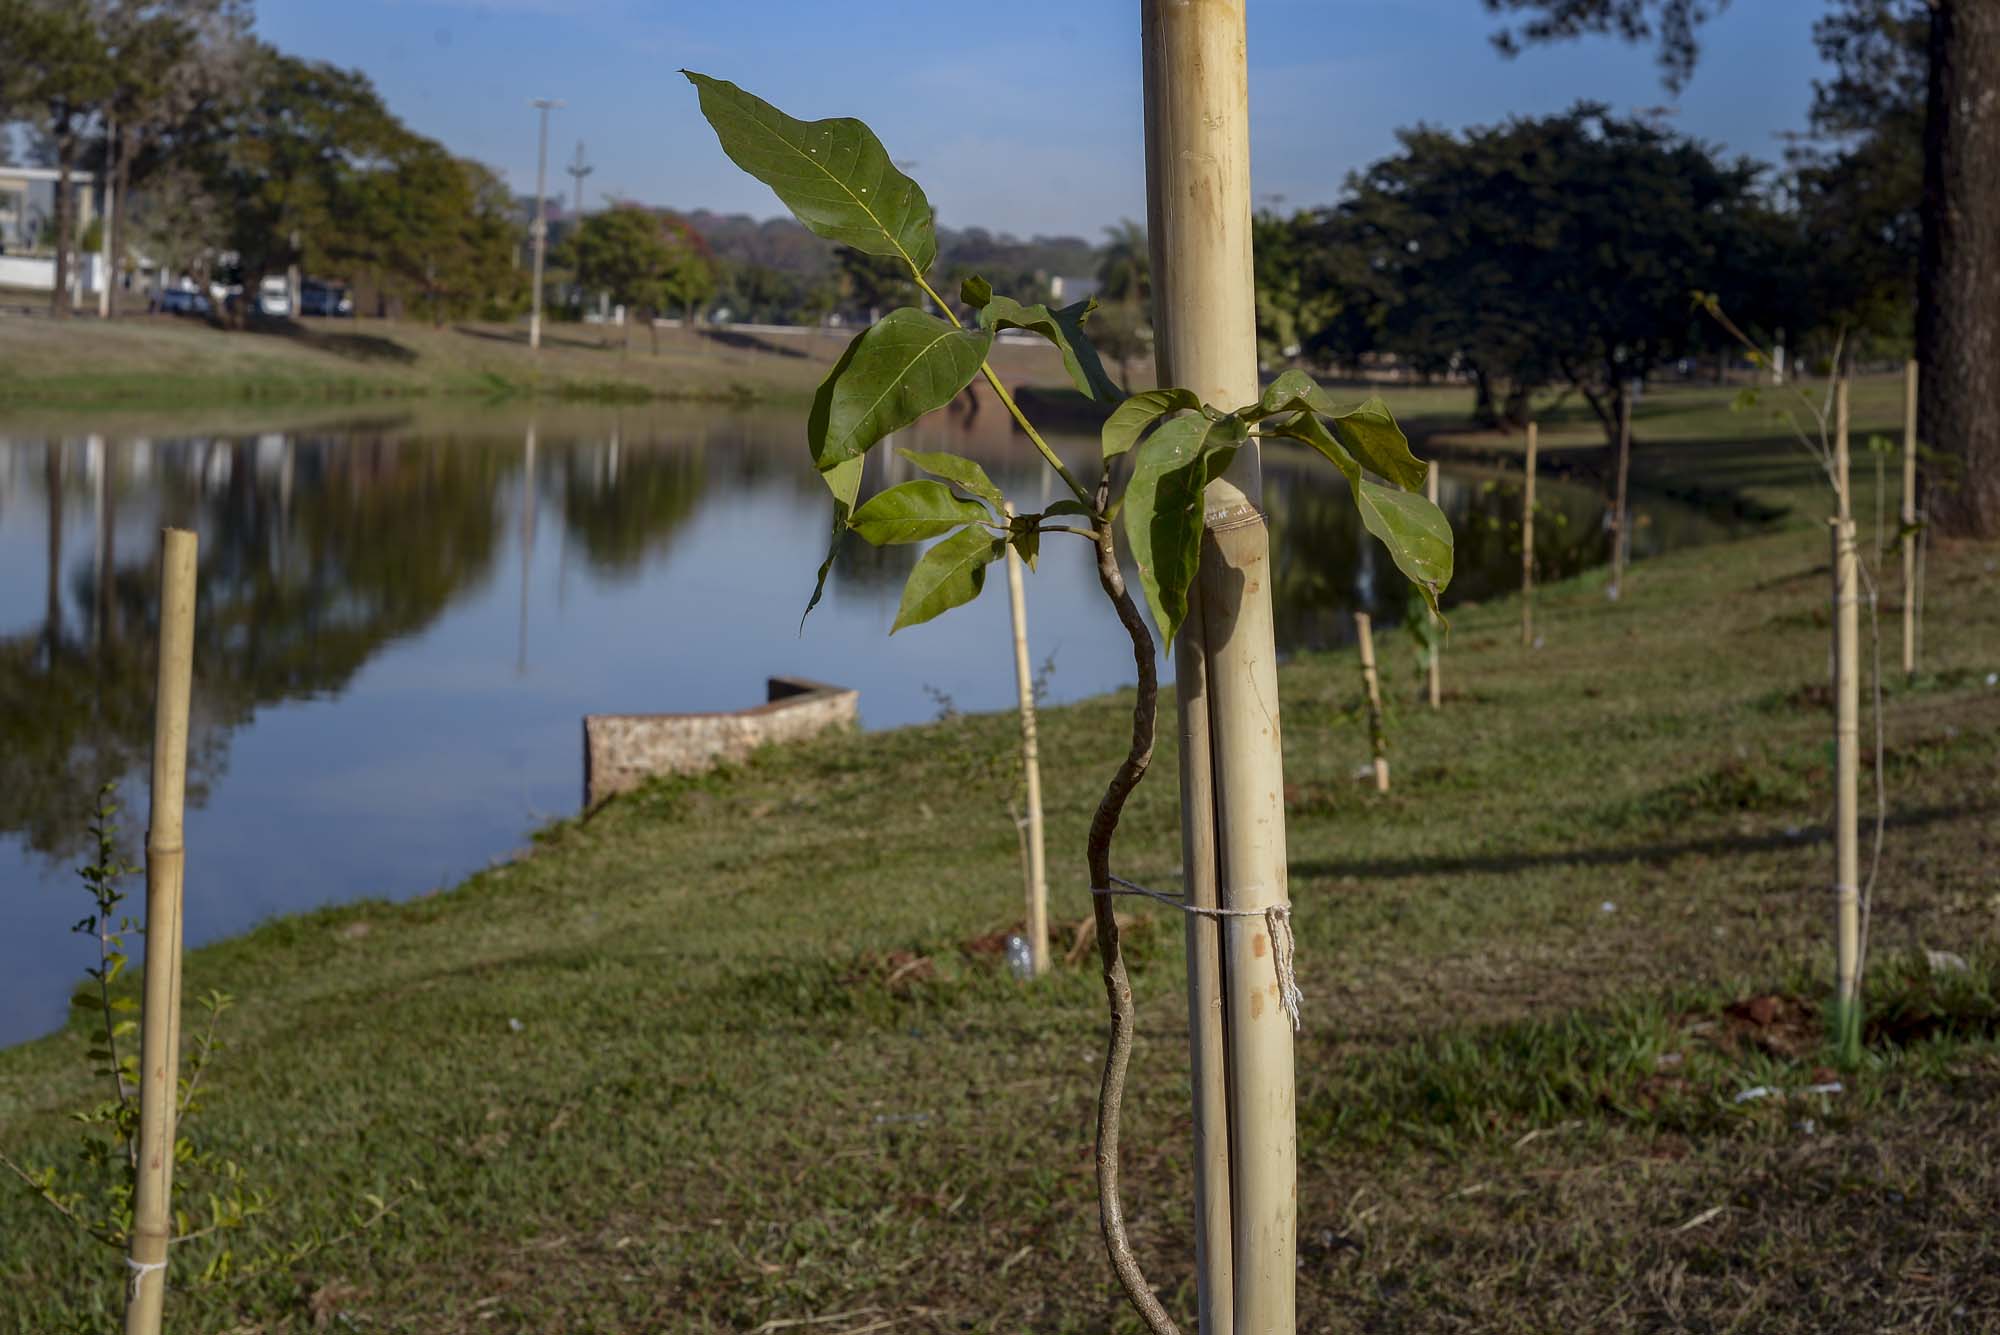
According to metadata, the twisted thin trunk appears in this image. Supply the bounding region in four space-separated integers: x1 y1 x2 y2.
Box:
1085 497 1178 1335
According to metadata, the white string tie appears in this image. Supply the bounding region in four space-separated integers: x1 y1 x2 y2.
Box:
126 1256 166 1299
1094 876 1304 1031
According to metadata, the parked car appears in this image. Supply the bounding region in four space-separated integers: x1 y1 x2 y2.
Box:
299 280 354 317
155 287 212 317
256 276 291 318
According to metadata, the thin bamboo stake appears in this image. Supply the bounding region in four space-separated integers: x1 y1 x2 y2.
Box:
126 527 197 1335
1830 374 1860 1061
1144 2 1293 1327
1609 384 1632 598
1174 583 1232 1334
1355 612 1389 793
1425 464 1442 708
1901 359 1918 680
1521 422 1538 647
1831 515 1861 1058
1001 504 1049 976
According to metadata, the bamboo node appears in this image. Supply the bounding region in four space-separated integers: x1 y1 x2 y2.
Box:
1097 876 1303 1030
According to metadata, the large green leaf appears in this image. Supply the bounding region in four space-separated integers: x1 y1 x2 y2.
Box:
801 454 863 629
897 448 1005 512
977 293 1123 403
891 526 1005 632
683 72 937 273
849 480 992 545
1102 387 1203 461
1268 412 1454 612
808 309 992 470
1355 481 1454 603
1120 415 1246 645
1243 371 1427 492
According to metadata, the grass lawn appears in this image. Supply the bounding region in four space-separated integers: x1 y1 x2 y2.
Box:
0 315 1074 414
1 380 1996 1333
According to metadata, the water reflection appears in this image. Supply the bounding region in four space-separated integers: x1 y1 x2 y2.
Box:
0 406 1750 1043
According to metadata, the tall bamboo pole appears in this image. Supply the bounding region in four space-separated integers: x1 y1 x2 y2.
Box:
1609 385 1632 598
1002 504 1049 976
1901 359 1919 680
1425 464 1442 709
1831 378 1860 1059
1522 422 1538 647
1143 3 1293 1328
126 528 198 1335
1355 613 1389 793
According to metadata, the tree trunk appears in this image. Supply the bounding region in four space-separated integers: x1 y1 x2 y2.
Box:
50 128 75 320
1918 0 2000 537
109 129 136 320
1501 381 1531 430
1471 368 1499 428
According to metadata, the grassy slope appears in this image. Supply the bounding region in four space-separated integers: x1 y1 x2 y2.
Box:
0 316 1071 413
1 382 1997 1332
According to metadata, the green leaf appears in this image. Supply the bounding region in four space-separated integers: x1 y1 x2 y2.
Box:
1242 372 1427 492
1267 412 1454 613
960 274 992 307
801 454 863 630
1007 513 1041 571
897 448 1005 511
1326 399 1429 493
683 72 938 273
808 309 992 470
978 294 1122 403
1356 481 1454 611
1120 415 1246 645
1102 388 1203 461
849 480 992 545
1045 498 1095 520
892 527 1005 632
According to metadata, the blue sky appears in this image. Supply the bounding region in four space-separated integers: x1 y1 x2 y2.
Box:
257 0 1832 239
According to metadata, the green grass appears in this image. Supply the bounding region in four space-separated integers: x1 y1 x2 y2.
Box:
0 316 1078 415
1 395 1997 1332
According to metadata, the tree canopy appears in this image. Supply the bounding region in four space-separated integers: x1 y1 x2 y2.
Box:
1290 104 1792 435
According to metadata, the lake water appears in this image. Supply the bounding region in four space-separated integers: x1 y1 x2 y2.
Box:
0 401 1746 1045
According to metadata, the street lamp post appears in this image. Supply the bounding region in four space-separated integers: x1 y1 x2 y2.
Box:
528 97 564 351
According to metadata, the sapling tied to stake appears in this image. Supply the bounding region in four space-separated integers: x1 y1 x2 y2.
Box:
685 72 1453 1329
1698 294 1890 1066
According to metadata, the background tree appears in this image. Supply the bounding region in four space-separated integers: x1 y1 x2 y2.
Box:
1307 104 1786 437
834 243 916 321
1093 219 1153 386
0 0 110 317
1483 0 1998 535
197 47 408 325
354 145 522 324
95 0 254 317
561 207 713 350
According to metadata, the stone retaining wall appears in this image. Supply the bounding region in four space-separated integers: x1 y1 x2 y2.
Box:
582 676 858 808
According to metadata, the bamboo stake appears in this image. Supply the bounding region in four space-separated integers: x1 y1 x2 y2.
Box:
1609 384 1631 599
1144 2 1294 1327
1355 613 1389 793
1174 585 1232 1334
1425 464 1442 708
126 527 197 1335
1830 375 1860 1061
1001 504 1049 976
1901 359 1918 680
1522 422 1538 647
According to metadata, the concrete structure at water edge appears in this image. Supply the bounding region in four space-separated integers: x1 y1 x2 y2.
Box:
582 676 858 808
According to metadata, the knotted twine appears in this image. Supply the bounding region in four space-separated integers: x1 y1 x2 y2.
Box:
126 1256 166 1300
1091 875 1303 1031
